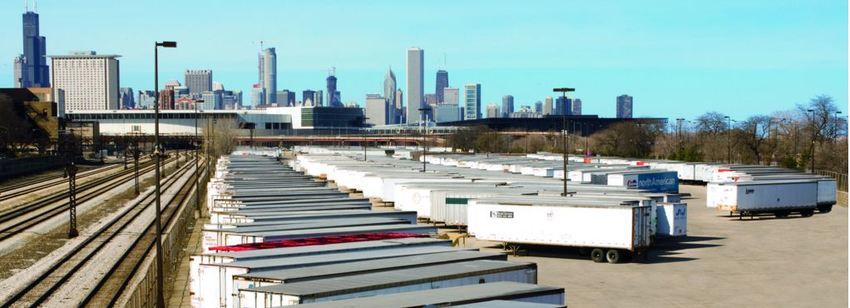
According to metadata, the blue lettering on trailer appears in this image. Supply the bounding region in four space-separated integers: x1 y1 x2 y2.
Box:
635 172 679 193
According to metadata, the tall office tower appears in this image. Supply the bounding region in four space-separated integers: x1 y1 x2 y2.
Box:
185 69 212 96
442 88 459 105
464 83 481 120
486 104 500 119
50 52 120 112
302 90 316 106
119 87 135 109
406 47 424 123
435 70 448 103
314 90 324 107
543 96 553 115
365 94 388 126
251 84 264 107
262 48 277 104
21 8 50 87
616 95 633 118
554 96 572 115
383 67 396 111
572 98 582 115
13 55 24 87
534 101 543 113
327 70 340 107
501 95 514 118
283 89 295 106
395 89 404 124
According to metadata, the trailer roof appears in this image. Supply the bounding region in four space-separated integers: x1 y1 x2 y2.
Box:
291 282 564 308
218 245 470 270
235 250 506 283
244 260 534 297
204 237 449 259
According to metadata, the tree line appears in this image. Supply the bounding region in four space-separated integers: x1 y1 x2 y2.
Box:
447 95 847 174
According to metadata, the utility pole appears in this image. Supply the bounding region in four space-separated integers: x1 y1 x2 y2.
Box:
62 131 79 239
724 116 733 163
418 107 430 172
194 100 202 215
554 87 575 197
807 109 815 173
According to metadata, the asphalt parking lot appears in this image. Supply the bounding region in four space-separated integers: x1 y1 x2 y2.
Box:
458 184 848 307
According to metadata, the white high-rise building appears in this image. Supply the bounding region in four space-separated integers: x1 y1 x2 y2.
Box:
50 51 120 111
262 48 277 105
486 104 500 118
543 96 553 115
13 55 24 88
365 94 388 126
406 48 424 123
442 87 459 105
464 83 481 120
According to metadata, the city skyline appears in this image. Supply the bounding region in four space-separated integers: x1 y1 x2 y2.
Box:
0 1 846 119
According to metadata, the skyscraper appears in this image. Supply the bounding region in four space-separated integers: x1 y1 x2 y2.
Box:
365 94 388 126
464 83 481 120
572 98 582 115
554 96 572 115
50 52 120 111
543 96 553 115
185 69 212 96
534 101 543 113
261 48 277 104
442 88 459 105
384 67 396 109
501 95 514 118
13 55 24 87
616 95 633 118
486 104 500 118
435 70 448 103
302 90 316 106
406 48 424 123
327 70 340 107
21 8 50 87
395 89 404 124
251 85 264 107
119 87 134 109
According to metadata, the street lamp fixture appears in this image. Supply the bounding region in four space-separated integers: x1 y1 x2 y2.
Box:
553 87 575 197
153 40 176 308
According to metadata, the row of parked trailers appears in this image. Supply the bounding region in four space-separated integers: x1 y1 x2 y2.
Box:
553 154 838 218
411 150 835 218
292 147 689 264
192 152 567 308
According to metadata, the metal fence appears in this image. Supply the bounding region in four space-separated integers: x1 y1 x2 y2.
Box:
815 170 848 192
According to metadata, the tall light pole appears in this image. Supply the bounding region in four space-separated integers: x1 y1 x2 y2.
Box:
194 100 203 214
724 115 734 163
554 87 575 197
153 40 176 308
676 118 685 154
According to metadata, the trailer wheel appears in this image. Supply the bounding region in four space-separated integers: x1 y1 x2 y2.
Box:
800 209 815 217
590 248 605 263
817 204 833 213
774 211 789 218
605 249 621 264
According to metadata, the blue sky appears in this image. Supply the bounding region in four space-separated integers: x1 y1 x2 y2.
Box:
0 0 846 119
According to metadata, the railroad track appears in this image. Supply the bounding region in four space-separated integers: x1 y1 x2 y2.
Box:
1 157 199 306
0 163 122 202
84 158 205 306
0 155 176 242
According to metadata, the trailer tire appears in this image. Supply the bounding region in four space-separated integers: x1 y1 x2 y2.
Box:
590 248 605 263
800 209 815 217
817 204 833 213
605 249 621 264
774 211 789 218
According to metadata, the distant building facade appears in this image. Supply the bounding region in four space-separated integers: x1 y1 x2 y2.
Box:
13 55 24 87
442 88 459 106
543 96 553 115
435 70 448 103
486 104 500 119
119 87 134 109
327 72 340 107
572 98 582 115
534 101 543 113
260 48 277 104
464 83 481 120
501 95 514 117
50 52 120 112
365 94 388 126
616 95 633 118
184 69 212 96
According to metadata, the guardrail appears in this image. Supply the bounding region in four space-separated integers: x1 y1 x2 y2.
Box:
815 170 848 192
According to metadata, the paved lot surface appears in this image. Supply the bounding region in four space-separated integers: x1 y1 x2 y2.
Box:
460 184 848 307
